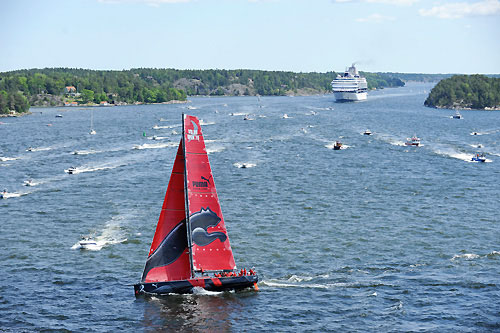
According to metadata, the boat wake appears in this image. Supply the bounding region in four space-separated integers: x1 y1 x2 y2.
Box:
261 274 389 290
191 287 224 296
26 147 52 152
152 124 181 130
432 146 492 163
72 149 101 155
133 142 177 150
71 214 129 251
234 162 257 168
199 120 215 126
1 190 32 199
65 163 123 174
261 279 331 289
206 145 225 154
147 136 168 141
451 251 500 261
0 156 22 162
366 133 404 147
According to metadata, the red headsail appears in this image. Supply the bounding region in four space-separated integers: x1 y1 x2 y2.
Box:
183 115 236 272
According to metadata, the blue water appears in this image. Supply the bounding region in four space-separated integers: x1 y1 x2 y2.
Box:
1 83 499 332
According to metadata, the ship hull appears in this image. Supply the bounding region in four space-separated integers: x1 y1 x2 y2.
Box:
134 275 258 295
333 91 367 102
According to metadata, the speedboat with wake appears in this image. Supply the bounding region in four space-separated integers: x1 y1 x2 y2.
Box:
0 190 7 199
78 237 98 249
24 179 34 186
333 141 342 150
452 111 463 119
66 166 77 174
471 152 486 162
363 129 372 135
405 135 421 146
134 114 258 296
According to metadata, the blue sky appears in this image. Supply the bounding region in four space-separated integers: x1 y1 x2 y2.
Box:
1 0 499 74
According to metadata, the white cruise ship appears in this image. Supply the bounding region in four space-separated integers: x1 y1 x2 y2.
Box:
331 64 368 102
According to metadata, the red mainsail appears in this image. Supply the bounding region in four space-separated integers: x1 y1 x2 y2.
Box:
141 141 191 283
183 115 236 272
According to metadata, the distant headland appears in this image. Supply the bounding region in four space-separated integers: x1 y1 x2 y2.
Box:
424 75 500 111
1 67 412 115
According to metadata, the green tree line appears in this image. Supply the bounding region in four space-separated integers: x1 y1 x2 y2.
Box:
0 68 405 115
424 75 500 110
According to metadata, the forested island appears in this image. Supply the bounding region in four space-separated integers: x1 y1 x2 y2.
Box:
424 75 500 110
0 68 404 115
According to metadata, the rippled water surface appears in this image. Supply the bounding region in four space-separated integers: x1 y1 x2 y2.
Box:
1 83 499 331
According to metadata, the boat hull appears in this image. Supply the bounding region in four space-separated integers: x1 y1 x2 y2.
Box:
333 91 367 102
134 275 258 295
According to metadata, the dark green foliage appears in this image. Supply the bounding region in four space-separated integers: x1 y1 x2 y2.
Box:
361 72 405 90
424 75 500 110
0 67 406 114
0 90 29 114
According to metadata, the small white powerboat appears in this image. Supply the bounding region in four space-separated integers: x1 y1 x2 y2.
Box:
78 237 98 249
405 135 421 146
363 129 372 135
66 167 77 174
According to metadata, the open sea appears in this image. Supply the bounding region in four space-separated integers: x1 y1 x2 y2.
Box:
1 83 499 332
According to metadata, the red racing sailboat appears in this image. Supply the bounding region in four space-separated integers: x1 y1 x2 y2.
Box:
134 114 258 295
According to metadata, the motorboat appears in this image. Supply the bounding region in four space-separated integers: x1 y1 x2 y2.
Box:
0 190 7 199
452 111 463 119
471 131 479 136
56 114 63 118
24 179 34 186
282 114 290 119
66 166 77 174
405 136 421 146
471 152 486 162
243 115 253 121
333 141 342 150
363 129 372 135
78 237 98 249
26 147 34 152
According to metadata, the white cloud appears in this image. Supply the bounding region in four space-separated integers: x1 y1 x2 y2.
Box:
419 0 500 19
333 0 418 5
356 13 396 22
